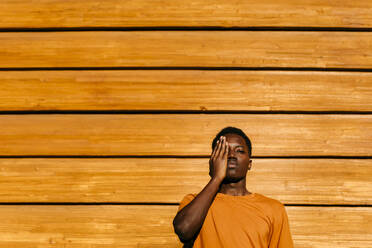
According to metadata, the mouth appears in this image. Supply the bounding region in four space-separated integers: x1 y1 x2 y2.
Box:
227 160 237 168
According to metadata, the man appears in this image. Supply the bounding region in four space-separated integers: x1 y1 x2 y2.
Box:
173 126 294 247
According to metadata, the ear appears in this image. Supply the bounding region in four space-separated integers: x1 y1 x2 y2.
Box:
248 159 252 170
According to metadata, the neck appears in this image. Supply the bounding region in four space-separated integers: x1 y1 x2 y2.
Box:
218 177 251 196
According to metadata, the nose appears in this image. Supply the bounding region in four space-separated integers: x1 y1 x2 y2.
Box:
227 146 236 159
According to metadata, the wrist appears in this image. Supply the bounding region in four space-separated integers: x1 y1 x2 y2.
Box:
211 175 224 184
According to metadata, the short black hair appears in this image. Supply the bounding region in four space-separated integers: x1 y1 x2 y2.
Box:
211 126 252 157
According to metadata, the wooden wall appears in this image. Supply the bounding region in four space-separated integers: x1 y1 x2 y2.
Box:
0 1 371 247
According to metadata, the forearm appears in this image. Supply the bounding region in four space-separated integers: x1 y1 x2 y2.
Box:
173 177 222 242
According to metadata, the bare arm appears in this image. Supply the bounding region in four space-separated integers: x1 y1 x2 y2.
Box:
173 136 229 243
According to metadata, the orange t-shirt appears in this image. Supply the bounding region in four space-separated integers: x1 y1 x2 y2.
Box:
177 192 294 248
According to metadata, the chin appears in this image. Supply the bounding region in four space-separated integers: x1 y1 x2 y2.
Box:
223 175 244 183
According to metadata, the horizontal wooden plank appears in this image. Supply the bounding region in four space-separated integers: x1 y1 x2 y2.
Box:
0 114 371 156
0 0 371 28
287 207 372 248
0 158 370 204
1 31 372 68
0 205 370 247
1 70 371 111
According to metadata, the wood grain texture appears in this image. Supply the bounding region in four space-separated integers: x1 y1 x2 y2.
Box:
1 70 371 111
0 205 370 247
0 0 371 28
1 31 372 68
0 114 371 156
0 1 370 246
287 207 372 248
0 158 370 204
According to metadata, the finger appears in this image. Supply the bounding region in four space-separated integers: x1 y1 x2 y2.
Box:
211 140 219 158
214 137 222 159
213 138 222 156
216 136 225 158
222 141 228 158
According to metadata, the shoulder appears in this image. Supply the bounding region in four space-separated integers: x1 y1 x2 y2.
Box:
254 193 290 224
180 193 197 202
177 193 197 212
254 193 286 211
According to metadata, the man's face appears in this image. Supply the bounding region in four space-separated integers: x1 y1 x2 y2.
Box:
223 133 252 182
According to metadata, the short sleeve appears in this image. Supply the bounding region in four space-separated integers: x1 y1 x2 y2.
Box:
177 193 196 213
269 204 294 248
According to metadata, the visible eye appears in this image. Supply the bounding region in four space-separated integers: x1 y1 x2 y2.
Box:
238 150 244 153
